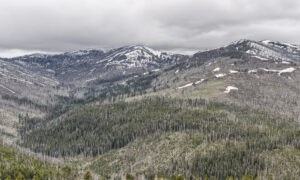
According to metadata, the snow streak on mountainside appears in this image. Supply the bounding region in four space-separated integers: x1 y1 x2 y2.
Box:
188 39 300 69
231 39 300 62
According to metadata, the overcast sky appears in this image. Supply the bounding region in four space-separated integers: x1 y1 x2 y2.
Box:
1 0 300 57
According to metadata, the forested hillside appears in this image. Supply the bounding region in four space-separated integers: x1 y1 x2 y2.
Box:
0 144 78 179
19 97 300 179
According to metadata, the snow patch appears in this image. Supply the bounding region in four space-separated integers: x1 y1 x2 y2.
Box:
89 68 96 72
248 69 257 74
229 70 238 74
152 69 160 72
177 83 193 89
215 73 226 78
177 79 204 89
46 69 55 73
253 56 268 61
195 79 205 84
85 78 97 83
261 67 296 75
41 77 59 85
261 40 272 45
278 67 296 75
212 67 220 72
224 86 238 94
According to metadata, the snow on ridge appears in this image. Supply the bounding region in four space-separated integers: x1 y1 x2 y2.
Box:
247 42 291 61
261 40 273 45
197 39 250 54
282 43 298 48
66 48 109 56
144 46 162 57
230 39 251 46
66 50 90 56
281 61 290 64
224 86 238 94
261 40 300 49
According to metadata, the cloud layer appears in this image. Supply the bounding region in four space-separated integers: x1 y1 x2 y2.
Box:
1 0 300 57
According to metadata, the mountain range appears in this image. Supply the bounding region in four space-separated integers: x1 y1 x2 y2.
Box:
0 39 300 179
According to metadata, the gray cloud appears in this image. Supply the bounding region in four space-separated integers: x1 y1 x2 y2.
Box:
1 0 300 57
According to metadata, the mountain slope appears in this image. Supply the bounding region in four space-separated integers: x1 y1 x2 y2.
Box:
188 39 300 68
1 39 300 179
3 46 187 85
0 45 187 143
0 58 68 144
147 39 300 120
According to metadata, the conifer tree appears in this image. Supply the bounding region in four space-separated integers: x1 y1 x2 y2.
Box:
84 171 93 180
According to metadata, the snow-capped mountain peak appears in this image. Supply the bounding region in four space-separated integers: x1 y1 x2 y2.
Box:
96 45 174 68
260 40 300 50
191 39 300 67
230 39 300 62
4 45 187 83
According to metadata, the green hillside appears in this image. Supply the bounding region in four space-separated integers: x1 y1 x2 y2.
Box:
0 144 78 180
18 97 300 179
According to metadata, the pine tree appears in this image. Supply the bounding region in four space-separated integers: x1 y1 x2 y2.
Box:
33 175 40 180
242 175 254 180
204 177 210 180
176 175 184 180
84 171 93 180
15 173 25 180
126 173 134 180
